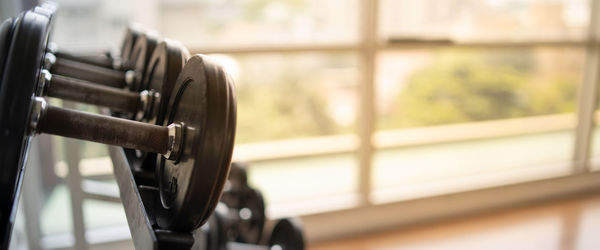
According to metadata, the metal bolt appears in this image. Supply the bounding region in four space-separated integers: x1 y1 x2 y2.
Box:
38 69 52 96
43 52 56 70
164 122 184 161
29 97 47 135
137 90 161 121
125 70 136 87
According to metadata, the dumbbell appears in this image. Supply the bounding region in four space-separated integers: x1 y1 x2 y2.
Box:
47 26 142 71
220 162 267 244
33 3 146 76
0 10 236 231
0 21 11 86
38 39 189 123
35 5 157 91
268 218 305 250
44 31 157 90
30 5 189 124
45 30 157 90
32 5 190 173
205 208 305 250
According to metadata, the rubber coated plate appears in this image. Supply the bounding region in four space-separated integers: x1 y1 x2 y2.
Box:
0 18 16 86
205 204 229 250
236 188 266 244
268 219 305 250
0 11 49 248
120 25 142 68
143 39 189 125
220 163 265 244
155 55 237 231
124 40 188 172
33 6 54 20
129 33 158 91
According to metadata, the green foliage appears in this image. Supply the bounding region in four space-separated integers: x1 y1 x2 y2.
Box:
380 49 577 129
235 71 341 144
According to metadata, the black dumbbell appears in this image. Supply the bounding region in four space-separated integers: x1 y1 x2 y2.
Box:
24 4 190 124
44 31 158 91
268 218 305 250
34 4 158 91
34 3 145 74
205 208 305 250
221 162 267 244
38 39 189 123
0 10 236 233
31 4 190 172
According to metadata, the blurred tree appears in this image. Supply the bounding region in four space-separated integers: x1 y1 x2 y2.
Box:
380 49 577 129
235 67 340 143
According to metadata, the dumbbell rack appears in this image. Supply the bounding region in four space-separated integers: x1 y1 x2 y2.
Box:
111 133 302 250
108 144 199 249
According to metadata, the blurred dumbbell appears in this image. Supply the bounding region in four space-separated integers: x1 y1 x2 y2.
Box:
33 2 135 70
268 218 305 250
45 31 157 90
30 4 191 125
209 162 304 249
221 162 267 244
0 10 236 231
206 207 305 250
38 38 189 124
33 4 153 90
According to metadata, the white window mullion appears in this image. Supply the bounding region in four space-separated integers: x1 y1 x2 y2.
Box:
358 0 378 205
573 0 600 173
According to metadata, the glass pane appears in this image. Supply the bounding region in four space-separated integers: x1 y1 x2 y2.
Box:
83 200 128 230
247 153 357 212
41 184 73 236
159 0 360 48
373 47 583 202
379 0 590 43
215 53 359 209
209 53 359 144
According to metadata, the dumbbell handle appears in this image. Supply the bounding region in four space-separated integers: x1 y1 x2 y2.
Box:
45 74 141 113
47 42 117 69
53 50 115 69
48 54 128 88
30 98 182 160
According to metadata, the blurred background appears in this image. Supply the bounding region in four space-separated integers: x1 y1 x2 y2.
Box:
4 0 600 249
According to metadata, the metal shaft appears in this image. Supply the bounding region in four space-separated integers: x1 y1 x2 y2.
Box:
54 50 114 69
52 57 126 88
37 102 169 154
46 74 141 113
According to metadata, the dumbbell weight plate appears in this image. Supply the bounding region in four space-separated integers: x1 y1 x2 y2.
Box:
268 219 305 250
220 163 266 244
124 40 189 171
144 39 190 125
127 33 158 91
36 3 139 70
0 11 49 246
0 18 16 86
120 25 142 69
155 55 237 231
237 188 266 244
205 204 229 250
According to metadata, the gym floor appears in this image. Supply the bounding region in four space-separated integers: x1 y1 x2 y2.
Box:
309 191 600 250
